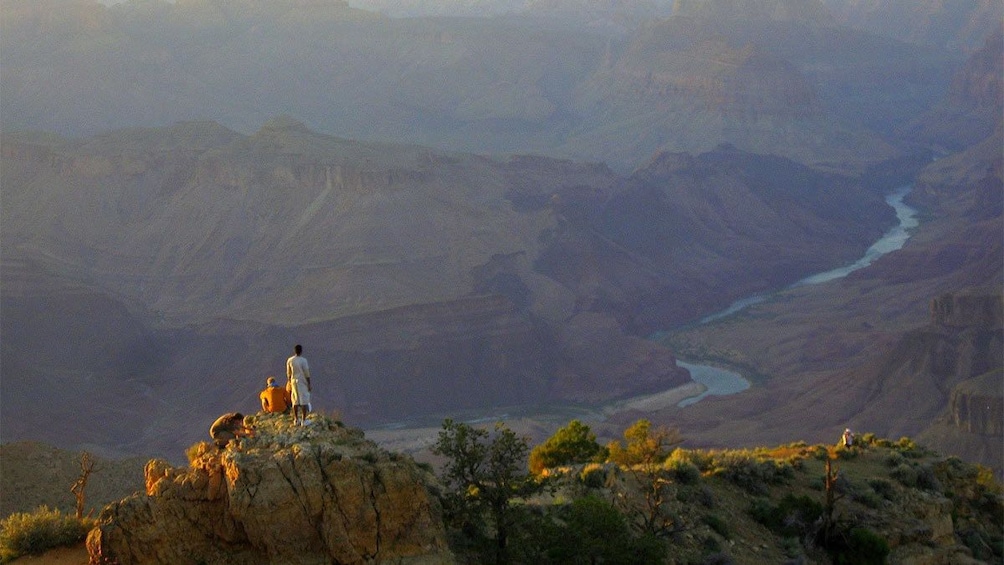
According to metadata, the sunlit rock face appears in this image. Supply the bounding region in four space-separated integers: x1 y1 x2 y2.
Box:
87 415 454 565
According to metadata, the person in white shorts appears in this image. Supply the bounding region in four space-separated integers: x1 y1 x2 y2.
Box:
286 344 312 426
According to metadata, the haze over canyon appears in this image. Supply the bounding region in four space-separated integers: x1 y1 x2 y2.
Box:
1 0 1001 473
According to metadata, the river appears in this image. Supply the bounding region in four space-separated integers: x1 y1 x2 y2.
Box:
675 186 919 406
370 187 921 438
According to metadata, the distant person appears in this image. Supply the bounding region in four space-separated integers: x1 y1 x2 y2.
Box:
842 428 854 448
260 376 291 414
286 344 312 426
210 412 254 449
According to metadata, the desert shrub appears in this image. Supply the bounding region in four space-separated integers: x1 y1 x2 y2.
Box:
884 451 906 468
829 527 889 565
185 441 213 464
666 458 702 485
834 446 858 460
890 463 919 488
698 553 735 565
578 463 607 489
702 514 730 539
867 478 897 501
915 464 943 492
514 496 665 565
781 536 804 558
960 528 1001 562
749 494 823 539
891 461 942 492
811 445 830 460
851 488 883 509
0 506 93 562
712 452 794 495
895 436 923 458
672 449 716 472
697 485 716 508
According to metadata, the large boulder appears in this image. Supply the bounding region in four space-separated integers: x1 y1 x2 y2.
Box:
87 414 454 565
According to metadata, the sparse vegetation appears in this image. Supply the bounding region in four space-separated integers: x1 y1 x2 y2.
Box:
0 506 94 563
186 441 214 465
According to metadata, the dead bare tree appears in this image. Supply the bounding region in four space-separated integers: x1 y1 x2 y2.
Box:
821 456 844 545
70 451 99 519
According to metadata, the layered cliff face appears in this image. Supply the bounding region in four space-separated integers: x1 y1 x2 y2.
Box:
87 414 453 565
931 291 1004 330
903 27 1004 149
949 370 1004 437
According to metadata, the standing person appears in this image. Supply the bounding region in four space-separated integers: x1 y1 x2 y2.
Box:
286 344 312 426
259 376 291 414
842 428 854 448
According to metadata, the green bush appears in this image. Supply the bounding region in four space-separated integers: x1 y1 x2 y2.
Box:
578 464 607 489
895 437 923 458
884 451 906 468
749 494 822 538
867 478 897 501
890 463 919 488
702 514 730 539
514 496 665 565
831 527 889 565
835 446 858 460
530 420 608 475
713 452 794 495
666 458 702 485
0 506 93 562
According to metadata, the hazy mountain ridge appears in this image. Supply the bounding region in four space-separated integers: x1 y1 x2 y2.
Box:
0 0 981 171
821 0 1003 51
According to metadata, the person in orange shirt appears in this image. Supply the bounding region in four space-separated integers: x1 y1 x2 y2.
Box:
260 376 291 414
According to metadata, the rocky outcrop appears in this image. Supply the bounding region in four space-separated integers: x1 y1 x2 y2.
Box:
949 370 1004 437
87 414 454 565
930 291 1004 329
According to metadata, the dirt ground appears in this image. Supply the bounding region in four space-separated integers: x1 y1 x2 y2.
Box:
10 544 88 565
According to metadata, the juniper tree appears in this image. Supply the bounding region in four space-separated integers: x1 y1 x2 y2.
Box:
433 418 542 565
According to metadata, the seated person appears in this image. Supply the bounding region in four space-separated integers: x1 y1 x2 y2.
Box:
259 376 291 414
209 412 254 449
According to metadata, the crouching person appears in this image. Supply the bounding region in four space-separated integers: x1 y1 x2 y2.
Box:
210 412 254 449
